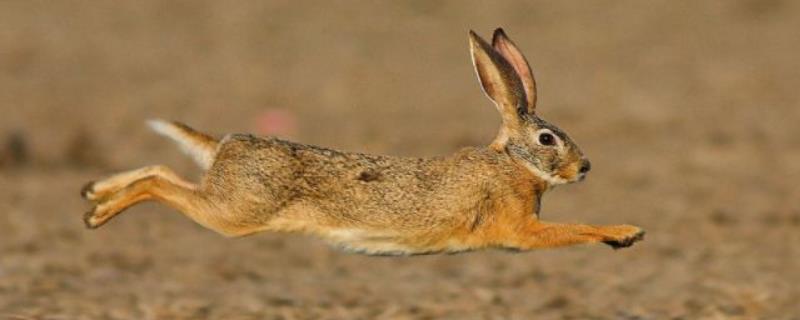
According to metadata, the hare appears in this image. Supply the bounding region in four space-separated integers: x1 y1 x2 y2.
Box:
81 29 644 255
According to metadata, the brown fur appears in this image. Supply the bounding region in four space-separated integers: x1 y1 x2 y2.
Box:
81 29 644 255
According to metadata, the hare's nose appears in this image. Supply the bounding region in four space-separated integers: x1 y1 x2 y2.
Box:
579 160 592 174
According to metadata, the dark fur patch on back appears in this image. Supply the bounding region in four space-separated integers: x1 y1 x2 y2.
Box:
356 170 381 182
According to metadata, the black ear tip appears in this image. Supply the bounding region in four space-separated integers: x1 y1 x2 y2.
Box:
492 28 508 41
468 30 481 44
469 30 492 50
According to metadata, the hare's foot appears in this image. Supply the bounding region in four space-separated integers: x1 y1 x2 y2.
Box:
83 185 150 229
83 204 112 229
80 181 98 200
81 165 197 228
81 165 194 202
598 225 645 249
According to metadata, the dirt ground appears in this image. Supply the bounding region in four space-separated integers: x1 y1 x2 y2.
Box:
1 1 799 319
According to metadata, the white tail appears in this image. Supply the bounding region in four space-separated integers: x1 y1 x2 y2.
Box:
147 119 218 170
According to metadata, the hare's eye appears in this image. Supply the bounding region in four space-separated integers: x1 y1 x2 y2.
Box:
538 133 556 146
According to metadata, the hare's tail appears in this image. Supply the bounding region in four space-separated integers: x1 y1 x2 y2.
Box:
147 119 218 170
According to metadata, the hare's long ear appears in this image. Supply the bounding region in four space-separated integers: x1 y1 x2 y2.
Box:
492 28 537 114
469 30 527 134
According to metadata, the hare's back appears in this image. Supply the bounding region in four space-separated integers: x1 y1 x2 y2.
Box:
204 134 407 198
205 134 455 221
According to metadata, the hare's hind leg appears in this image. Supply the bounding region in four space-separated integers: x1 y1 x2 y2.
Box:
503 221 645 250
82 166 245 236
82 165 198 228
81 165 193 201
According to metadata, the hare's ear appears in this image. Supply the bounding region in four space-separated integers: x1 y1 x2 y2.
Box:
469 30 527 129
492 28 537 114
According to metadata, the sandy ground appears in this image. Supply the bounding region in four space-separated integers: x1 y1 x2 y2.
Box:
1 1 799 319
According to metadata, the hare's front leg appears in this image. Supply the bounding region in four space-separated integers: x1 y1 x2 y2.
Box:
502 221 645 250
82 166 248 237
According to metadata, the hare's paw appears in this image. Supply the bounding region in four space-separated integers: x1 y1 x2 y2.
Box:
81 179 120 202
83 206 101 229
601 225 645 249
82 179 125 228
82 181 109 228
81 181 98 200
83 203 111 229
83 200 120 229
82 187 124 229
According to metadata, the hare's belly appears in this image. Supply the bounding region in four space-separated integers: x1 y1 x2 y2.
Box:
260 203 470 255
322 228 418 255
259 204 418 255
322 227 479 255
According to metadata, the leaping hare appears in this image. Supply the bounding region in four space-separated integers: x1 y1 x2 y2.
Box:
81 29 644 255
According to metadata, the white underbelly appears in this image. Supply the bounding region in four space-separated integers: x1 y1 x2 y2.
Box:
323 228 417 255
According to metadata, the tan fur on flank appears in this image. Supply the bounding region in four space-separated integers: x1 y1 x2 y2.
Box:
81 29 644 255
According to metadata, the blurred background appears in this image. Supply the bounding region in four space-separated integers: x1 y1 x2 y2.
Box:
1 1 799 319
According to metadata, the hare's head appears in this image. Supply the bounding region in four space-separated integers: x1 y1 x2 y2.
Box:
470 29 590 185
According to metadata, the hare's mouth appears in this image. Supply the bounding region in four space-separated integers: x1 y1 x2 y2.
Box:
518 161 568 185
557 174 582 184
555 161 590 184
554 170 587 184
